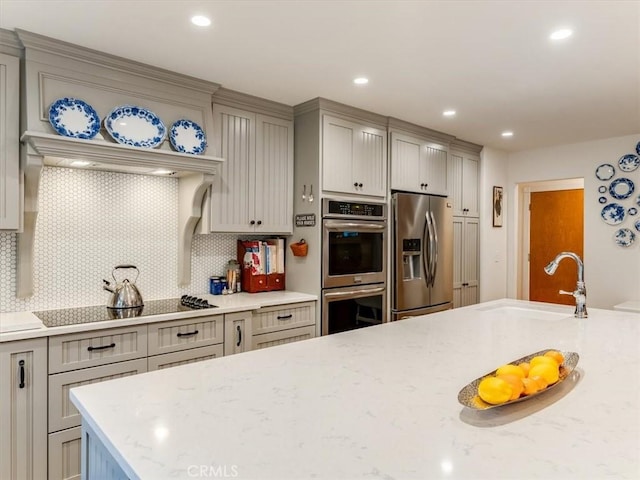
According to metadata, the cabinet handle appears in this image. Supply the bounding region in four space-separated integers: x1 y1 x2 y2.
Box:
236 325 242 347
19 360 25 389
250 220 256 225
257 220 262 226
87 343 116 352
353 182 358 188
277 314 293 320
177 330 199 338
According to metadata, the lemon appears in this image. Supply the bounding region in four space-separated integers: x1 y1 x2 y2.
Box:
544 350 565 365
528 362 559 385
495 364 526 379
478 377 513 405
530 355 559 368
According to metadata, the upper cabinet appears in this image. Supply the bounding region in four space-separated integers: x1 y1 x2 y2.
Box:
322 115 387 198
388 118 454 196
204 90 294 234
0 31 21 230
448 140 483 217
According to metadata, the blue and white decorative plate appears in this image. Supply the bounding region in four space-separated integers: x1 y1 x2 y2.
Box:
48 97 100 139
614 228 636 247
598 185 607 194
628 207 638 216
595 163 615 181
609 177 635 200
637 195 640 207
598 196 607 204
618 154 639 173
636 141 640 156
169 119 207 155
635 219 640 233
601 203 625 225
104 105 166 148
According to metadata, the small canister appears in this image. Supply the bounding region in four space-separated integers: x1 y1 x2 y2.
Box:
220 278 228 294
209 276 222 295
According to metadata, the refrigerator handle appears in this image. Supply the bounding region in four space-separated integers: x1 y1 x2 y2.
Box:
423 211 431 286
430 210 439 287
425 210 435 286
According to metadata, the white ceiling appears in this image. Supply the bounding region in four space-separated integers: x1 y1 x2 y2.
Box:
1 0 639 152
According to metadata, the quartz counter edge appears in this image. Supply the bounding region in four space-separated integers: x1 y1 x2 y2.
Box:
0 291 317 343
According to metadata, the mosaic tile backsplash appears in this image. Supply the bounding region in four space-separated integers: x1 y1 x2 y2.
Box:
0 167 257 313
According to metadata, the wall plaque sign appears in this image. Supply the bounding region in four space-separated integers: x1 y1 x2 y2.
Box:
295 214 316 227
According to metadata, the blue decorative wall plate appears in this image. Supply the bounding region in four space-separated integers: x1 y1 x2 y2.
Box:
613 228 635 247
609 177 635 200
48 98 100 139
104 105 166 148
601 203 625 225
595 163 615 181
169 119 207 155
618 154 639 173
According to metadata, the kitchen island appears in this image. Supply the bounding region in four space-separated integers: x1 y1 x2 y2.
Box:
70 299 640 479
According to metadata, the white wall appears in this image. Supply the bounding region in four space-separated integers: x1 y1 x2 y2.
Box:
506 133 640 309
479 147 509 301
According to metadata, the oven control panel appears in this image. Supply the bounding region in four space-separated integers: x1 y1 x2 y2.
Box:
323 199 386 219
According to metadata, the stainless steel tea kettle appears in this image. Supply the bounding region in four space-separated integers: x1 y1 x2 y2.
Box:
102 265 144 309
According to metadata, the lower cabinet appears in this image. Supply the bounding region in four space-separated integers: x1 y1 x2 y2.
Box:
251 301 316 349
0 338 48 480
48 427 81 480
453 216 480 308
224 311 252 355
148 344 224 370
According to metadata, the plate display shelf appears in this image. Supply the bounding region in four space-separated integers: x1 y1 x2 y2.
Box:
18 131 225 298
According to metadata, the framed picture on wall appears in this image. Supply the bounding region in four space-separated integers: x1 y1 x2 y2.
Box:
493 186 503 227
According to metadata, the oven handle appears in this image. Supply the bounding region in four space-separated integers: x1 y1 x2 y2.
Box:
323 221 386 231
324 286 385 299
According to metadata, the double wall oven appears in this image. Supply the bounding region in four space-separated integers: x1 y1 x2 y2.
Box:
321 199 387 335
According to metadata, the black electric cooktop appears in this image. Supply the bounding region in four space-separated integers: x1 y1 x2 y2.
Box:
33 296 216 328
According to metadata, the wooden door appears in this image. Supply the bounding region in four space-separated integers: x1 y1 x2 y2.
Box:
529 189 584 305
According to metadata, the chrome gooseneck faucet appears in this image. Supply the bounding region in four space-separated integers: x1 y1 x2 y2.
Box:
544 251 587 318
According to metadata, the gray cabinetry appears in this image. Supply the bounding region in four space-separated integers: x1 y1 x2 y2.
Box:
448 142 481 217
0 50 20 230
0 338 48 480
251 301 316 349
453 216 479 307
224 311 252 355
389 125 451 196
47 326 148 480
207 92 294 234
322 115 387 198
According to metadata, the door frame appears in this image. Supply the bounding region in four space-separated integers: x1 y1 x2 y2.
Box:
516 178 584 300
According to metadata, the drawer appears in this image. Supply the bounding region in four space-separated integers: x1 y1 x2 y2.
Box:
48 358 147 432
252 301 315 335
48 426 81 480
147 314 223 356
147 344 224 371
49 325 147 374
251 325 315 350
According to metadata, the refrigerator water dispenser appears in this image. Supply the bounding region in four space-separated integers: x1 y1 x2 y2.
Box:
402 238 422 280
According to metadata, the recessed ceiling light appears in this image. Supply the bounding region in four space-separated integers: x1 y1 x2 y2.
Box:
501 131 514 137
353 77 369 85
191 15 211 27
443 110 456 117
550 28 573 40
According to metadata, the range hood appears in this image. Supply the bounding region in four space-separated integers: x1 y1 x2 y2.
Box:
17 131 224 298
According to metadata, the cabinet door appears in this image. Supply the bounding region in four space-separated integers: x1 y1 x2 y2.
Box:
48 426 81 480
353 125 387 197
322 115 356 194
420 143 448 196
453 217 480 308
224 311 252 355
210 104 256 232
148 344 224 370
0 338 48 480
449 152 479 216
147 314 223 356
0 53 20 230
254 114 294 233
390 132 422 192
252 301 315 336
252 325 316 350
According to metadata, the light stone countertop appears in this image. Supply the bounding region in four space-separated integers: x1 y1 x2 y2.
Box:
0 291 317 342
70 298 640 480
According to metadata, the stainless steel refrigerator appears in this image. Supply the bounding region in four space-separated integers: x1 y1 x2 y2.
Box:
391 192 453 320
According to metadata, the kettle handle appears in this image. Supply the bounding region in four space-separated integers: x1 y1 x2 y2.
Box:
112 265 140 282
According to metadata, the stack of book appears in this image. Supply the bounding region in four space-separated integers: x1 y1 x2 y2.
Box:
237 239 286 293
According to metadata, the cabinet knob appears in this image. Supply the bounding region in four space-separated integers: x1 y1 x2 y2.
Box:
257 220 262 226
358 183 363 188
354 182 359 188
250 220 256 225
